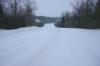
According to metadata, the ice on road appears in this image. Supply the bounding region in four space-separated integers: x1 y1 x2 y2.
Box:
0 24 100 66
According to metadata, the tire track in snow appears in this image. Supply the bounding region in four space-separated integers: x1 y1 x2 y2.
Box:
0 24 100 66
0 27 59 66
0 27 53 66
30 28 61 66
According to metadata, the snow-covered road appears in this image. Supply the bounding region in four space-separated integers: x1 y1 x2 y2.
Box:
0 24 100 66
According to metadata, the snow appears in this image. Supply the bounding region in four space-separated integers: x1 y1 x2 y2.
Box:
0 23 100 66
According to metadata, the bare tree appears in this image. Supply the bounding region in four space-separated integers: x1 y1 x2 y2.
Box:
73 0 95 28
0 0 3 15
0 0 37 29
23 0 37 26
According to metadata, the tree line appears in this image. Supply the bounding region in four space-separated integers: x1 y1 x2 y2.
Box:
55 0 100 29
0 0 36 29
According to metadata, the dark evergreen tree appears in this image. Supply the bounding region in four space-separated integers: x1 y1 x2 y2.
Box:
0 3 4 15
60 15 66 27
95 0 100 27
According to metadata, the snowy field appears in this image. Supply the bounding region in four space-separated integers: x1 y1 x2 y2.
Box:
0 23 100 66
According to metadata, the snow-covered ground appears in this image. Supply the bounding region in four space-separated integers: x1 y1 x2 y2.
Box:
0 23 100 66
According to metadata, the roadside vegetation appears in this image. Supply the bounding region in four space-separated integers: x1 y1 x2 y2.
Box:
0 0 37 29
55 0 100 29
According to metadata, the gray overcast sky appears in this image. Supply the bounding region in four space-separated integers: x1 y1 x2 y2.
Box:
35 0 74 17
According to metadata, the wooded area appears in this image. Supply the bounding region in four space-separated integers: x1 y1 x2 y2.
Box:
55 0 100 29
0 0 36 29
